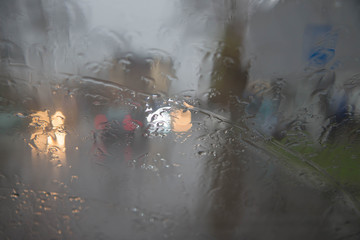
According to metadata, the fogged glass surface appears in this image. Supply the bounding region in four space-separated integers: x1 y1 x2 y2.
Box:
1 0 360 239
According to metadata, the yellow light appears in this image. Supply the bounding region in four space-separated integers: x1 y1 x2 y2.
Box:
29 111 67 162
51 111 65 128
30 110 50 126
29 111 50 152
171 109 192 132
51 111 66 148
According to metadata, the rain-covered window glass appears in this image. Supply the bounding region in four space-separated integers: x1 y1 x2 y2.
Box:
1 0 360 239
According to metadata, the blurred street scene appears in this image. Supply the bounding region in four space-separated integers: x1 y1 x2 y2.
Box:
1 0 360 239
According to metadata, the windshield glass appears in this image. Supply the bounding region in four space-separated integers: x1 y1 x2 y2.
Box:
1 0 360 239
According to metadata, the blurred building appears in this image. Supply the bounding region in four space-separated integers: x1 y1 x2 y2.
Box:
109 53 175 95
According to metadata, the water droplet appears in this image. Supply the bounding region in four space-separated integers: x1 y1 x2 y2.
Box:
72 209 80 214
198 151 207 156
43 206 51 211
11 192 19 199
15 112 25 118
131 207 138 213
71 176 79 182
141 76 155 84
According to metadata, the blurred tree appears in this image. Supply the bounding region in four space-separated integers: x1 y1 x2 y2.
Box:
199 1 250 238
